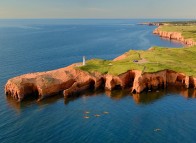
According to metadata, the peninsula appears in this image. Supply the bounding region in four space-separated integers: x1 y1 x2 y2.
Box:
5 21 196 101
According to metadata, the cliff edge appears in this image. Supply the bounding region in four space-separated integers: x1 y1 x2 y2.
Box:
153 27 196 46
5 64 196 101
5 23 196 101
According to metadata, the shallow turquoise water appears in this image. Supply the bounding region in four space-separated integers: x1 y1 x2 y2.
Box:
1 19 196 143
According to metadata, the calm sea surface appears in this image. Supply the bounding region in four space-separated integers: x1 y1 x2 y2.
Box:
0 19 196 143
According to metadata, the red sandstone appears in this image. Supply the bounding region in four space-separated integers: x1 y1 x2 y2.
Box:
5 63 196 101
153 27 196 46
4 26 196 102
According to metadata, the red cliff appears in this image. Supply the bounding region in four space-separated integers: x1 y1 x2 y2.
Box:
153 27 196 46
5 64 196 101
4 26 196 101
131 70 196 93
5 64 104 101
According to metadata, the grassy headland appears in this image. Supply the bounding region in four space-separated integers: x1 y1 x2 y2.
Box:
79 22 196 77
159 23 196 42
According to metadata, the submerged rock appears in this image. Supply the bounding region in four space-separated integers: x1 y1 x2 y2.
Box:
154 128 161 132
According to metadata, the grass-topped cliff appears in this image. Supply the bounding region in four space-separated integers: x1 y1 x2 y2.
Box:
79 22 196 77
159 23 196 42
5 21 196 101
79 46 196 76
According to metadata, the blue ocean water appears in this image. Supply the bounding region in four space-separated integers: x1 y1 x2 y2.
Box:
0 19 196 143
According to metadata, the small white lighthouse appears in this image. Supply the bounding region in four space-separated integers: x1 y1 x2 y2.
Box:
83 56 86 66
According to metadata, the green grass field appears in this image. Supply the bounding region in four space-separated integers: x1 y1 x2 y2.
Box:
159 23 196 42
79 46 196 76
79 23 196 77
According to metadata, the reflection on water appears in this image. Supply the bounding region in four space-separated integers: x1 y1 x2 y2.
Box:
6 93 63 113
133 90 167 104
105 89 131 100
64 89 104 105
0 19 191 143
159 37 185 47
6 86 196 112
134 86 196 104
168 86 196 98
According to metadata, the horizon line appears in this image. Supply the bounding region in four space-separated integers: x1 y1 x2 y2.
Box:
0 17 196 20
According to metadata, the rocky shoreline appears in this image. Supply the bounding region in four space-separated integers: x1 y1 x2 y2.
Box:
5 62 196 101
5 25 196 102
139 22 163 26
153 27 196 46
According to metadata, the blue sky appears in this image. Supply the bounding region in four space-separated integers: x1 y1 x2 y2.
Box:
0 0 196 18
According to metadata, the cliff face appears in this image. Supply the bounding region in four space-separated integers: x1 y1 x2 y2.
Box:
132 70 166 93
5 64 104 101
5 63 196 102
153 28 196 46
132 70 196 93
4 25 196 102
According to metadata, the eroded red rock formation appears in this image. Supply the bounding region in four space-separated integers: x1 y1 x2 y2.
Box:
4 25 196 102
131 70 166 93
5 63 196 102
153 27 196 46
5 64 104 101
